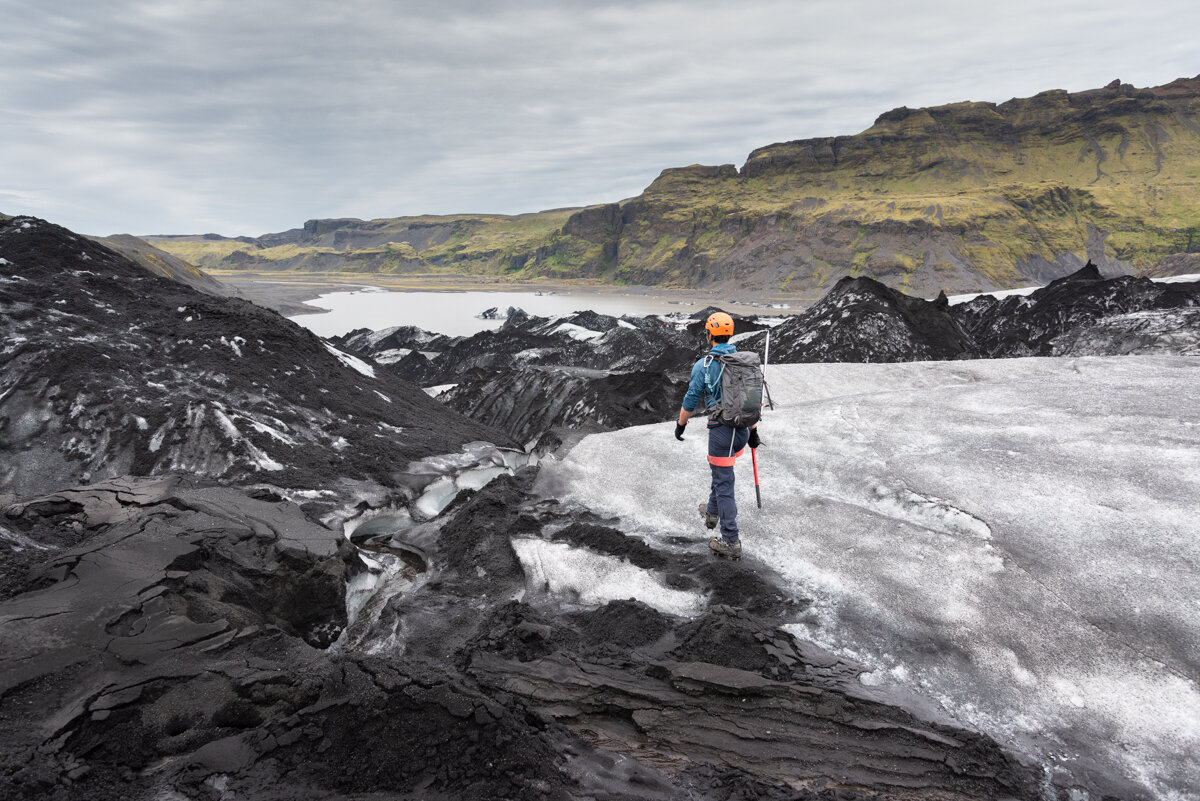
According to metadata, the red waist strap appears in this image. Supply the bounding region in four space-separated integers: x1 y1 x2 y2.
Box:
707 448 745 467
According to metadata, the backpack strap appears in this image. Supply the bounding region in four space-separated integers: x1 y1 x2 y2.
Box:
701 353 725 404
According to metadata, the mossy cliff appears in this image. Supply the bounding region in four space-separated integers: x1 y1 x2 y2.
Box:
148 76 1200 296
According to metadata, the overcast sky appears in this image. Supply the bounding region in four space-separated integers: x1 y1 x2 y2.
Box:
2 1 1197 237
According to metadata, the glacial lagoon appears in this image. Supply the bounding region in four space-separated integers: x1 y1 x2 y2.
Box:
288 286 712 337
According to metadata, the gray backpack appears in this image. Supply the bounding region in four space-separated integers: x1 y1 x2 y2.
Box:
703 350 769 428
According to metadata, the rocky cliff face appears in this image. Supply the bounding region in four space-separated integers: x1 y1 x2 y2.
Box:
149 77 1200 298
535 77 1200 295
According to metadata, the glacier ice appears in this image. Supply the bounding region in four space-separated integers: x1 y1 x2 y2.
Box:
323 342 376 378
511 538 704 617
414 476 459 519
542 354 1200 800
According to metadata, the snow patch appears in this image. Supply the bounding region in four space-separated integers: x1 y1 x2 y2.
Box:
456 466 509 491
240 417 296 445
423 384 456 397
414 476 458 518
945 286 1039 305
248 448 284 471
552 323 604 341
945 274 1199 306
220 335 245 357
286 488 338 501
0 524 52 552
512 348 547 362
512 538 703 617
148 424 168 453
324 343 376 377
210 406 284 470
373 348 412 364
211 407 241 440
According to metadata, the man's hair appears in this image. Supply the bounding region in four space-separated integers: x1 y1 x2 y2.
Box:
711 334 731 344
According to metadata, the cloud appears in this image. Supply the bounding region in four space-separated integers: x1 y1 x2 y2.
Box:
1 0 1198 235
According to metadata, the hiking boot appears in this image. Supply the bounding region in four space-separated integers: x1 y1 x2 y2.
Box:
699 503 718 529
709 537 742 559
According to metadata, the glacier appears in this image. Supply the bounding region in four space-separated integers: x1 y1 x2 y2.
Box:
541 354 1200 800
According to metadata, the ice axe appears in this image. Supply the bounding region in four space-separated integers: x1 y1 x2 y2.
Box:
752 446 762 508
752 329 768 509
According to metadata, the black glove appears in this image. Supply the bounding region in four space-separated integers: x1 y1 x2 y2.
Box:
747 428 761 449
674 422 687 441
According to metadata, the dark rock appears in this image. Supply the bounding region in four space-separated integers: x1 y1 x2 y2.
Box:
751 276 978 363
329 323 459 357
570 599 673 649
955 262 1200 356
0 216 512 498
550 522 667 570
0 476 585 801
434 470 537 592
468 648 1041 800
694 557 802 618
753 262 1200 364
685 305 771 338
469 601 579 663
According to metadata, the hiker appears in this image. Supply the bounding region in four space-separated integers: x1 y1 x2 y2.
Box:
674 311 761 559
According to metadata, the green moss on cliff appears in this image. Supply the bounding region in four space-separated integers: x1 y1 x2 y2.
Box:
149 78 1200 293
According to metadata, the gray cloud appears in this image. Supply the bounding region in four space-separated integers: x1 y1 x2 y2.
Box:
1 0 1197 235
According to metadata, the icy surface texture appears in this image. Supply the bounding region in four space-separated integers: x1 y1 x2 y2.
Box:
415 476 459 519
545 355 1200 800
322 343 376 377
512 538 704 617
406 443 527 520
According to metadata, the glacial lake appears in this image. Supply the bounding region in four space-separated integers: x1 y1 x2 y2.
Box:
288 287 715 338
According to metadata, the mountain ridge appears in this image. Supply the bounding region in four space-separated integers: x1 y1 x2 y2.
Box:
143 75 1200 298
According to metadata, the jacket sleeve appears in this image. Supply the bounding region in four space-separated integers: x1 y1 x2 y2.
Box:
681 359 707 412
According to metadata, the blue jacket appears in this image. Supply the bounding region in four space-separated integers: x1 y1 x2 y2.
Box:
681 343 737 413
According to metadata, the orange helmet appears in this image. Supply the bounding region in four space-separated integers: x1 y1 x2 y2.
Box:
705 311 735 337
